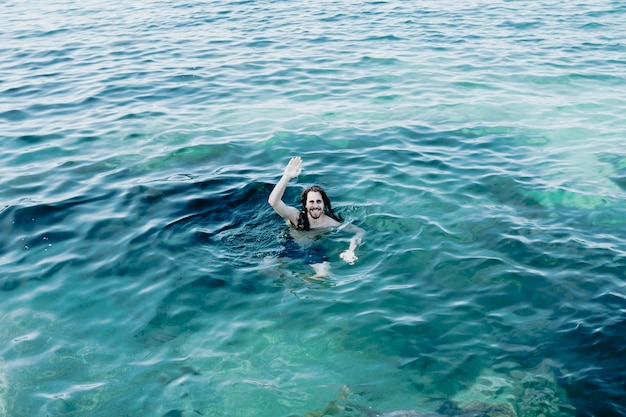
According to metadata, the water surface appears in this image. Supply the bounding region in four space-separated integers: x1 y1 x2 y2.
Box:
2 1 626 416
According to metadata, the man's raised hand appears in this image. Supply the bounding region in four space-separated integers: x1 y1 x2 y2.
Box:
284 156 303 179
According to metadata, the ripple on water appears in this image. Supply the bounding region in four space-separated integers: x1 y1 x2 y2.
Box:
1 0 626 415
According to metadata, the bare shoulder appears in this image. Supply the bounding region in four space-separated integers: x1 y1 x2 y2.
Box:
327 216 342 227
322 215 342 228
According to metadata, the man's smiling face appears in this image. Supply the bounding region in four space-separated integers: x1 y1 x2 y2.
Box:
305 190 324 219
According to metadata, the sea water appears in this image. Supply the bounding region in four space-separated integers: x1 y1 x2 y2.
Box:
1 1 626 416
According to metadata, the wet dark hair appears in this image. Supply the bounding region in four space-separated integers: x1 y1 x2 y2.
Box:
296 185 343 231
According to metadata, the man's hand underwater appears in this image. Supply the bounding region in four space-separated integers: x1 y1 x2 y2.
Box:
340 249 358 265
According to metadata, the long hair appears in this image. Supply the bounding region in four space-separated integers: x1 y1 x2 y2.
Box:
297 185 343 231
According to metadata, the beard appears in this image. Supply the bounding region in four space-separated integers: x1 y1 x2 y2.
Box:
308 208 323 219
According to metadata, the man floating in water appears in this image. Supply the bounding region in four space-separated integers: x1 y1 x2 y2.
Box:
268 156 364 276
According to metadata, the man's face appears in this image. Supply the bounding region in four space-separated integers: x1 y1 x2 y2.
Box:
305 191 324 219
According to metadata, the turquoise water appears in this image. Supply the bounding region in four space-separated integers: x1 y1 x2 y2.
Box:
2 0 626 416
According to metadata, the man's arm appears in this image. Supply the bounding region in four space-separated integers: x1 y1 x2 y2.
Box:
268 156 302 226
340 223 365 264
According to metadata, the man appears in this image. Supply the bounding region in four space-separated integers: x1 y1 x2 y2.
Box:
268 156 364 273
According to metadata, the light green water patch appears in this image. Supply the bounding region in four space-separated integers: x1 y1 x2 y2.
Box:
260 131 322 149
521 188 610 210
148 124 210 146
1 308 95 416
136 143 240 173
363 213 423 235
589 208 626 227
450 125 554 149
174 317 365 416
71 153 145 179
257 131 359 156
2 291 196 415
479 126 626 209
542 127 598 144
453 125 517 138
0 357 6 417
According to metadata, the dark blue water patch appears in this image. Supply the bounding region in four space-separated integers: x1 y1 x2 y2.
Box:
1 250 87 293
580 22 607 30
597 152 626 165
555 311 626 416
363 34 403 42
117 110 168 120
16 132 65 144
497 19 545 30
22 95 103 118
23 28 72 39
1 191 116 234
8 192 113 228
598 153 626 192
1 278 22 292
165 178 273 226
579 40 626 54
0 193 117 290
78 178 283 286
159 180 284 262
161 410 183 417
584 7 626 19
609 171 626 191
1 83 32 97
20 229 77 251
0 109 29 121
